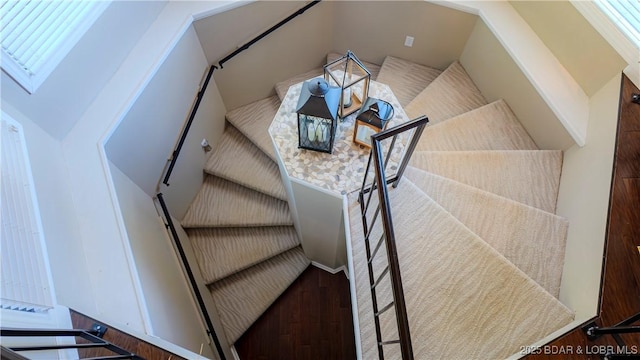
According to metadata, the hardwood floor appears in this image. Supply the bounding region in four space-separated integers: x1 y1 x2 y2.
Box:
235 265 356 360
526 75 640 359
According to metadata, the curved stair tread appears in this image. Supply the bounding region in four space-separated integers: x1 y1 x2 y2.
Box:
206 124 286 201
275 67 323 102
226 95 280 161
376 55 442 107
209 246 310 343
187 226 300 284
409 150 563 213
417 99 539 151
405 166 568 297
347 182 574 360
404 61 487 124
182 175 292 228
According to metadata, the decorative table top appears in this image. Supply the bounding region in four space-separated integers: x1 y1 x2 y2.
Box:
269 80 411 195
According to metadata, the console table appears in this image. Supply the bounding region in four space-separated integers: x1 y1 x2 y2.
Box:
269 80 410 270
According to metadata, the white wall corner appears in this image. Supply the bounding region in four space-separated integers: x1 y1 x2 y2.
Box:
59 0 247 339
571 0 640 89
434 0 590 147
311 261 347 275
342 194 362 360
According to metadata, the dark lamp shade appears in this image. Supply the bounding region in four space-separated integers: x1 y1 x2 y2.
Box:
353 97 394 148
296 79 341 153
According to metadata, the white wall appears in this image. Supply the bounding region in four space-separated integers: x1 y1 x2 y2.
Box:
194 1 479 111
0 102 96 315
194 0 334 111
108 161 215 358
556 74 620 319
0 1 167 141
50 0 243 355
332 1 478 69
290 179 346 270
105 25 227 219
460 19 575 150
510 0 626 97
455 3 621 321
161 78 227 220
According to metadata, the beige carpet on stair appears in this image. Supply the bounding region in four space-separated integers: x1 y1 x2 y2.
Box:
375 55 442 107
187 226 300 284
405 166 568 297
205 124 286 201
403 61 487 123
347 180 574 359
275 67 323 101
209 246 309 343
181 175 292 228
225 95 280 160
417 99 539 151
409 150 563 213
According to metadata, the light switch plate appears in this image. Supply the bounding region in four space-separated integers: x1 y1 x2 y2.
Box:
404 36 414 47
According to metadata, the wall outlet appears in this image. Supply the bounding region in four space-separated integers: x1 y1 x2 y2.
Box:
404 35 414 47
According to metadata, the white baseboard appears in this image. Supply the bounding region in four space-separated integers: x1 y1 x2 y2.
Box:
311 261 348 279
230 345 241 360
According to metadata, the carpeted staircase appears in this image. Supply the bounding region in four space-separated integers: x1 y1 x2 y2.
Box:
181 94 309 344
348 57 574 359
181 53 574 356
180 53 380 346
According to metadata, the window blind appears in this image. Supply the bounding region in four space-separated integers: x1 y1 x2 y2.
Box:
1 115 54 313
0 0 109 93
597 0 640 46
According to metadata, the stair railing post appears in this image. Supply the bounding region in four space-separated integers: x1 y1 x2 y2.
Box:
391 115 428 188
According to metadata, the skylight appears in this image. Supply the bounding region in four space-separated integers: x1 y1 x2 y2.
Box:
596 0 640 47
0 0 109 94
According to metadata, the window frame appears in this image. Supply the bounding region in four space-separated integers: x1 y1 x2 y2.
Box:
0 1 110 94
594 0 640 47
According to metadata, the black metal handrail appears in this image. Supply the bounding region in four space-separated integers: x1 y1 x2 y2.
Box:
160 64 216 188
156 193 226 360
358 115 429 360
0 328 142 359
158 0 322 189
218 0 321 69
153 3 324 358
583 311 640 360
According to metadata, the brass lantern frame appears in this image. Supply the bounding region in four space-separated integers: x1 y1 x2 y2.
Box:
323 50 371 119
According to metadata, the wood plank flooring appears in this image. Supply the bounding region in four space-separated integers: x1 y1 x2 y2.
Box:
234 265 356 360
526 75 640 359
